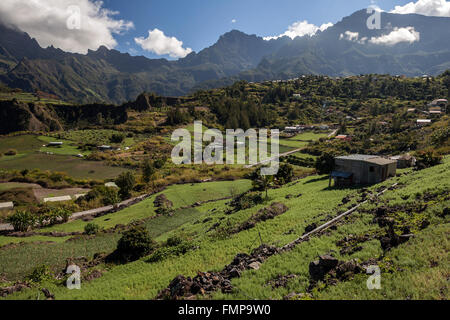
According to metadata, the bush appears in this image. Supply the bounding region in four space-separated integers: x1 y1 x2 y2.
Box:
110 133 125 143
415 149 443 170
315 152 337 174
84 223 100 235
142 159 155 183
148 241 192 263
81 186 120 206
231 192 264 211
116 226 156 261
7 210 35 231
166 235 184 247
36 207 71 227
275 162 294 185
4 149 17 156
27 265 53 283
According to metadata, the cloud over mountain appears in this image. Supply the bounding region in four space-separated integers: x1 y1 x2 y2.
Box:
391 0 450 17
135 29 193 59
0 0 133 54
263 20 333 40
369 27 420 45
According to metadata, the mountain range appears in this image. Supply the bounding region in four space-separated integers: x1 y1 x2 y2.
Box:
0 9 449 104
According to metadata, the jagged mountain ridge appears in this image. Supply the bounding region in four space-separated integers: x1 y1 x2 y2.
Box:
0 9 449 103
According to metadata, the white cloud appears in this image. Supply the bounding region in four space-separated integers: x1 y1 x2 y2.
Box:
0 0 133 54
369 27 420 45
391 0 450 17
264 20 333 41
135 29 192 59
339 31 360 42
231 19 237 24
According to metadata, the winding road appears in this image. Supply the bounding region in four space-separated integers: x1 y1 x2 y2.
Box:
0 193 150 232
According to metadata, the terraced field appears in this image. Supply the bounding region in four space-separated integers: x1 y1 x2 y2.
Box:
0 135 128 180
1 158 448 300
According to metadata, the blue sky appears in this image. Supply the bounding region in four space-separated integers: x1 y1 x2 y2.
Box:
104 0 413 59
3 0 446 57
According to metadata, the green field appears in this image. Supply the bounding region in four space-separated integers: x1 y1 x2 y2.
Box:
0 135 128 180
38 136 90 156
0 182 39 191
0 92 69 105
1 157 448 300
0 153 127 180
51 130 136 148
38 180 252 234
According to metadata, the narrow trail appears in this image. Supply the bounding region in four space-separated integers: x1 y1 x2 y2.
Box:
281 183 398 251
0 193 151 232
244 148 303 168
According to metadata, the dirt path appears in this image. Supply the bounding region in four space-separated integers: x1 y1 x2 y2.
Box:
244 148 303 169
0 193 151 232
328 129 338 138
33 188 91 202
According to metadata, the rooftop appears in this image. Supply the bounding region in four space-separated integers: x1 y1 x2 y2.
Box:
336 154 378 161
365 157 397 166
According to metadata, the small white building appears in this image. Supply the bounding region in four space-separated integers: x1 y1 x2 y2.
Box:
417 119 432 127
0 202 14 210
105 182 119 188
44 196 72 203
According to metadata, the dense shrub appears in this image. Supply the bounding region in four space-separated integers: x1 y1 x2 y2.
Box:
4 149 17 156
415 149 443 170
275 162 294 185
315 152 337 174
142 159 155 183
116 226 156 261
116 172 136 199
148 240 193 263
84 223 100 235
7 210 35 231
26 265 53 283
110 133 125 143
80 186 120 206
231 192 264 211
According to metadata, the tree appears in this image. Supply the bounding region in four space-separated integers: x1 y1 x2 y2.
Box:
116 226 156 261
276 162 294 185
142 159 155 183
249 167 274 200
315 152 336 174
115 172 136 199
415 149 442 170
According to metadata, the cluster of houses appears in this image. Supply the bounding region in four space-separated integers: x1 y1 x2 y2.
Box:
415 98 447 127
284 124 330 134
47 141 130 156
330 154 416 187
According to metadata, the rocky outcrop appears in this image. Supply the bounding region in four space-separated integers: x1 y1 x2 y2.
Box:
0 99 62 134
157 245 279 300
233 202 288 233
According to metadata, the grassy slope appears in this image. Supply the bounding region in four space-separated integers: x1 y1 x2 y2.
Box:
0 134 128 179
37 180 251 234
7 174 354 299
3 159 448 300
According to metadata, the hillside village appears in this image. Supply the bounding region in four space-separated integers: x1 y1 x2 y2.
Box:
0 72 448 301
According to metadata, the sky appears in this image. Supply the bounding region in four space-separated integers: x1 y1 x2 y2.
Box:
0 0 449 59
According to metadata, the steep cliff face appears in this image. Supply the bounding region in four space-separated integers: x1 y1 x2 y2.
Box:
0 100 62 134
0 99 128 134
